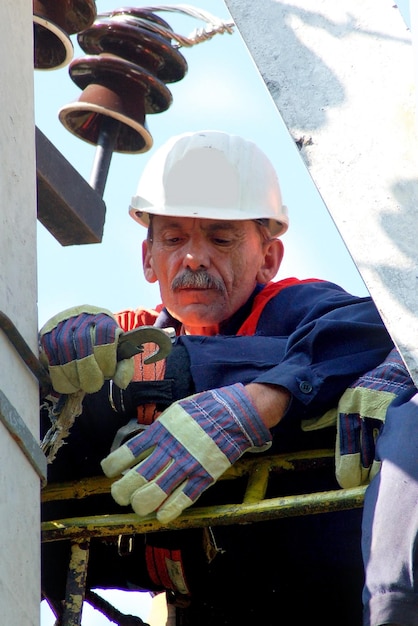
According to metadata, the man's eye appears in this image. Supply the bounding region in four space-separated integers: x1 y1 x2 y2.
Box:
212 237 233 246
162 236 182 245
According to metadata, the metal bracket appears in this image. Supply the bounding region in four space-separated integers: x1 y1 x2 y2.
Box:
0 389 47 483
36 126 106 246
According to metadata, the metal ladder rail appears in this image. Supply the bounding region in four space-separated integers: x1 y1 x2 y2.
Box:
42 450 367 543
41 450 366 625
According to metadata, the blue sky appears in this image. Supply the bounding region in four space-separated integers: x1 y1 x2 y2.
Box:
36 0 394 622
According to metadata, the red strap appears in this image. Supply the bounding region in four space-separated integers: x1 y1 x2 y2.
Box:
145 545 190 595
238 278 322 335
114 306 162 332
131 344 166 425
114 307 167 425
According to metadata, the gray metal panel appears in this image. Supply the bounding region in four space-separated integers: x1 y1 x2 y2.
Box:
36 127 106 245
226 0 418 385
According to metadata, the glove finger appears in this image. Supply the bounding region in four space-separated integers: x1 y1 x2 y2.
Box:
156 469 216 523
113 358 135 390
67 312 118 361
131 481 170 517
47 364 81 395
156 483 194 523
49 314 95 364
101 443 137 477
91 322 120 379
40 305 116 337
92 312 119 347
74 317 124 390
58 312 117 360
130 455 201 518
75 354 106 393
110 467 149 506
101 428 156 477
69 314 95 359
111 453 175 511
40 322 76 367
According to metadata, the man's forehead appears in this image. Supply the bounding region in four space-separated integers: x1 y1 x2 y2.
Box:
152 215 252 231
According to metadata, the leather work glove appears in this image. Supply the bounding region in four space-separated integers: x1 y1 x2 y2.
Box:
101 382 272 523
39 305 134 394
336 347 415 488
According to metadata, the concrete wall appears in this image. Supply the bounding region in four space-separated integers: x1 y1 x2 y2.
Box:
226 0 418 384
0 1 42 623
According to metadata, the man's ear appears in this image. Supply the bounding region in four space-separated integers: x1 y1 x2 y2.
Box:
142 240 158 283
256 239 284 284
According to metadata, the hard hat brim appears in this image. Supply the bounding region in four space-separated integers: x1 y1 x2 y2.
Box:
129 201 289 237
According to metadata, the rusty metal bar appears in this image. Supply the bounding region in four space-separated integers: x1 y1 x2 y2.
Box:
42 474 113 503
41 450 335 503
85 590 150 625
41 485 367 543
61 540 90 626
243 462 270 503
41 450 363 545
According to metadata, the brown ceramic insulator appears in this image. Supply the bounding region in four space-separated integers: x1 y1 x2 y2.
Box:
68 53 173 115
33 0 97 35
58 53 173 153
77 16 188 84
33 0 97 70
33 15 74 70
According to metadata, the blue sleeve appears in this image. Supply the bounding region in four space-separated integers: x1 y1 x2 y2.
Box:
177 281 394 421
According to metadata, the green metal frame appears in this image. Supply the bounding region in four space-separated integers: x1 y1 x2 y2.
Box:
41 449 366 625
42 449 366 542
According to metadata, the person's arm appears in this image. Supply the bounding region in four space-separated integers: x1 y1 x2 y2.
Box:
179 281 395 423
245 383 291 428
253 281 394 418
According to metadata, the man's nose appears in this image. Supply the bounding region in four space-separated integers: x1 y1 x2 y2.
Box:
182 239 210 270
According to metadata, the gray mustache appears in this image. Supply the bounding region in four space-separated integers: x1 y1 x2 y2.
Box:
171 270 225 293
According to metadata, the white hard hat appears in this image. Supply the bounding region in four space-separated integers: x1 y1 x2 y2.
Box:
129 130 289 236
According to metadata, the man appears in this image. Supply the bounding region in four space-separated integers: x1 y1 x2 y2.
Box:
40 130 418 625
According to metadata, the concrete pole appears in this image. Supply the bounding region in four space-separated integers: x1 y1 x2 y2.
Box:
410 1 418 127
226 0 418 384
0 2 44 624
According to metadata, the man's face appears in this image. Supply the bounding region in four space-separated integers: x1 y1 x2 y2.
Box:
142 216 283 334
